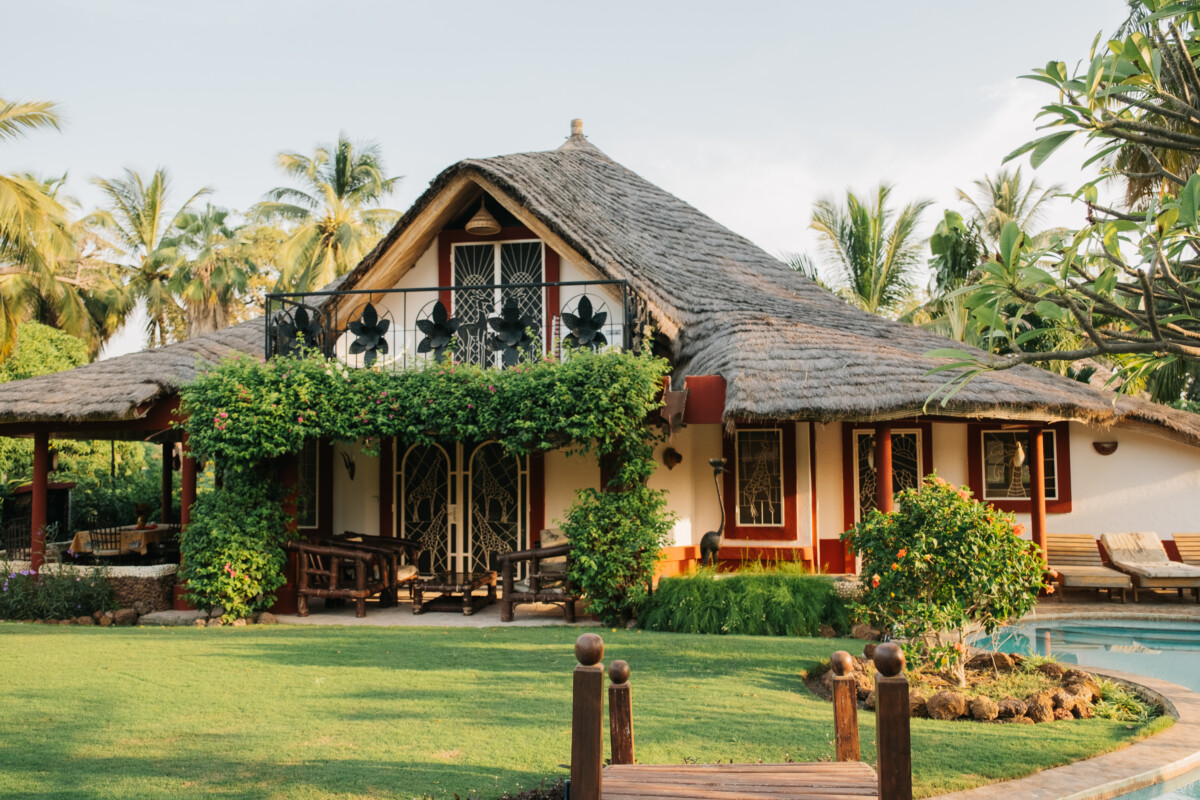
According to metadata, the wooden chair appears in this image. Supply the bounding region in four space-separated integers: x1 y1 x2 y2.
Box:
498 528 580 622
1 519 30 561
1101 532 1200 603
1045 533 1131 603
286 539 392 618
1170 534 1200 600
88 527 126 559
327 531 422 605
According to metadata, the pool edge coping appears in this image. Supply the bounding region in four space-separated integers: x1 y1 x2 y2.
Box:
931 666 1200 800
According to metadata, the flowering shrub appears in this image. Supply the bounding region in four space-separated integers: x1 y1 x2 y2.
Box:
0 563 116 620
841 473 1045 684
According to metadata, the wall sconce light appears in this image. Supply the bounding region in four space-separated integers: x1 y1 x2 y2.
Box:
465 197 501 236
1011 441 1026 468
866 436 875 470
48 447 60 472
171 442 184 471
662 447 683 470
341 450 357 480
1092 441 1118 456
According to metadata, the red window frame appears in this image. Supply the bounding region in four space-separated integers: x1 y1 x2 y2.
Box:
966 421 1072 513
722 421 798 541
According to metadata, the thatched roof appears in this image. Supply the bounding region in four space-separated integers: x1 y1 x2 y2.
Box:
0 318 263 426
341 129 1200 445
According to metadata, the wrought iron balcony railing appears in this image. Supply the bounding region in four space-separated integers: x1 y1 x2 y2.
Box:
265 280 645 369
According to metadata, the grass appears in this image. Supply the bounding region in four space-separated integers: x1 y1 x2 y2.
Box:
0 624 1172 799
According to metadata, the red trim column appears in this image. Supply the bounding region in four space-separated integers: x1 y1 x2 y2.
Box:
1029 425 1047 565
161 442 173 525
30 432 49 575
875 424 894 514
180 436 197 529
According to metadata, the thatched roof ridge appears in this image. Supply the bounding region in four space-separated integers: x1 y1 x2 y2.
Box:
340 132 1200 445
0 318 264 424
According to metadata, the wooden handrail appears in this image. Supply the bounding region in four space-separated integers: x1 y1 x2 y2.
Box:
497 543 570 562
874 642 912 800
830 650 860 762
608 660 634 765
571 633 605 800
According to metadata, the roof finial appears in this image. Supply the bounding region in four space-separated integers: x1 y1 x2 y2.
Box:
571 118 584 137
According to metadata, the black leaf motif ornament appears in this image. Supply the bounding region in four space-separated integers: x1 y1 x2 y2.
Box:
488 302 537 367
347 302 391 366
561 296 608 351
416 301 460 362
275 306 323 356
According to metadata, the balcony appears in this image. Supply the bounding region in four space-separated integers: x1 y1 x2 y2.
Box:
265 280 643 369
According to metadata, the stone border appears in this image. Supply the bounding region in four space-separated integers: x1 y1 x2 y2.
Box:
933 666 1200 800
1025 610 1200 625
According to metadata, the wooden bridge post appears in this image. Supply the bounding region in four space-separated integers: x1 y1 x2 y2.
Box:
608 659 635 765
873 642 912 800
830 651 860 762
571 633 605 800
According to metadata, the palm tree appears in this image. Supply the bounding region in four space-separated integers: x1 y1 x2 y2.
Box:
809 184 931 316
957 168 1063 250
89 168 209 347
257 135 400 293
168 205 254 338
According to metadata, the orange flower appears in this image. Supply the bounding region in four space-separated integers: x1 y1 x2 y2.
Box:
871 574 881 588
1013 523 1026 538
897 548 907 558
1045 584 1056 594
890 562 900 571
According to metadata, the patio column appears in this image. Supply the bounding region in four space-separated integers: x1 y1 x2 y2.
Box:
180 436 197 530
30 431 49 575
161 442 173 525
875 424 894 514
1028 425 1047 566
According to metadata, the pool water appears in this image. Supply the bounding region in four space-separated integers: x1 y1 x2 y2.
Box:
974 618 1200 799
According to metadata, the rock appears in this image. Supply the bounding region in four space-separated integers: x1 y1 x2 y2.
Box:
206 618 222 627
909 691 928 718
927 691 969 720
1036 662 1067 679
231 618 248 627
854 671 873 701
209 606 225 619
192 618 207 628
966 652 1016 673
1026 692 1054 723
59 619 74 625
255 612 276 625
970 696 1000 721
1009 653 1025 667
1065 682 1096 704
112 608 138 626
1063 671 1102 703
818 625 836 638
1053 707 1074 721
864 690 876 710
851 623 881 641
76 616 94 626
1049 689 1076 713
92 610 104 621
997 697 1027 718
1002 715 1035 724
862 643 877 660
97 615 113 628
133 600 150 616
102 611 114 621
1073 699 1094 719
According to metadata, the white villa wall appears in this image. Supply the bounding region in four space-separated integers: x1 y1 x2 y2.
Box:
814 422 845 548
931 422 968 487
544 448 600 532
331 442 381 536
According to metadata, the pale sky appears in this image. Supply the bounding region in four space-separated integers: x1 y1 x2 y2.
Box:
1 0 1129 357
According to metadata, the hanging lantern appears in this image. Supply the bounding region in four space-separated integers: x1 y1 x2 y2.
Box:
1012 441 1026 468
465 197 501 236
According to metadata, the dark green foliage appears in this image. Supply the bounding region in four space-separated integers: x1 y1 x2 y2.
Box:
178 468 288 621
68 463 179 531
0 563 116 619
639 570 851 636
0 322 87 382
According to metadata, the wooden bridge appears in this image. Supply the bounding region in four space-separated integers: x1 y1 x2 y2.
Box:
568 635 911 800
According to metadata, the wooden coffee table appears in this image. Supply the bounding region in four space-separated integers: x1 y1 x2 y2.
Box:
411 571 497 616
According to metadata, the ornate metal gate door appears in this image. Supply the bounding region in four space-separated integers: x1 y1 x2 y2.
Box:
852 430 922 522
467 442 527 574
399 443 455 575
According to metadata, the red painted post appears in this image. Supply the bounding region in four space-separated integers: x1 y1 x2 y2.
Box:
874 642 912 800
608 659 635 765
875 424 894 513
831 651 860 762
161 442 173 524
30 431 49 575
1028 426 1047 567
571 633 605 800
180 440 197 529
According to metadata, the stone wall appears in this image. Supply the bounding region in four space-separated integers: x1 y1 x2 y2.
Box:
110 573 176 612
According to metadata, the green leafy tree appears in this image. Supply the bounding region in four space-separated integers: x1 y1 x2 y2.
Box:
257 135 400 293
843 474 1045 686
168 205 255 338
957 168 1064 251
809 184 932 316
89 168 209 347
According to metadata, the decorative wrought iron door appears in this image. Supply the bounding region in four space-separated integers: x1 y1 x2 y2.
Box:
453 241 544 366
398 441 527 575
853 430 922 522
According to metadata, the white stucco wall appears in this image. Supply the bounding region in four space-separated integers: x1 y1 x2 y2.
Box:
814 422 845 547
331 442 381 537
931 422 968 487
544 448 601 532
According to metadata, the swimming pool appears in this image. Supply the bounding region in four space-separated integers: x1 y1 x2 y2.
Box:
974 617 1200 799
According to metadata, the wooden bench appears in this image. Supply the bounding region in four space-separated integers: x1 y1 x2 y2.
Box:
1046 533 1130 603
567 634 910 800
286 539 395 618
498 534 580 622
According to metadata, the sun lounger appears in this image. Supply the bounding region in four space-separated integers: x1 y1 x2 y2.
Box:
1173 534 1200 568
1046 533 1130 603
1100 532 1200 603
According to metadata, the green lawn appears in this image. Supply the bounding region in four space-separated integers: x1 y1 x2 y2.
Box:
0 624 1171 799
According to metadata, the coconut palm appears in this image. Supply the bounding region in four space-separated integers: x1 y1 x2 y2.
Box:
89 168 209 347
809 184 932 316
168 205 254 338
257 135 400 293
957 168 1063 249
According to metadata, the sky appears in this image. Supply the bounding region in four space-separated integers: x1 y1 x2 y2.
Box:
1 0 1131 357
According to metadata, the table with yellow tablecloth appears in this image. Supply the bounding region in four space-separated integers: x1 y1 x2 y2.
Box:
69 525 175 557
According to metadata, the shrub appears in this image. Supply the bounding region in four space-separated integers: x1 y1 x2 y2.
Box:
1094 679 1158 723
843 473 1045 685
179 468 288 621
0 563 116 620
639 569 851 636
